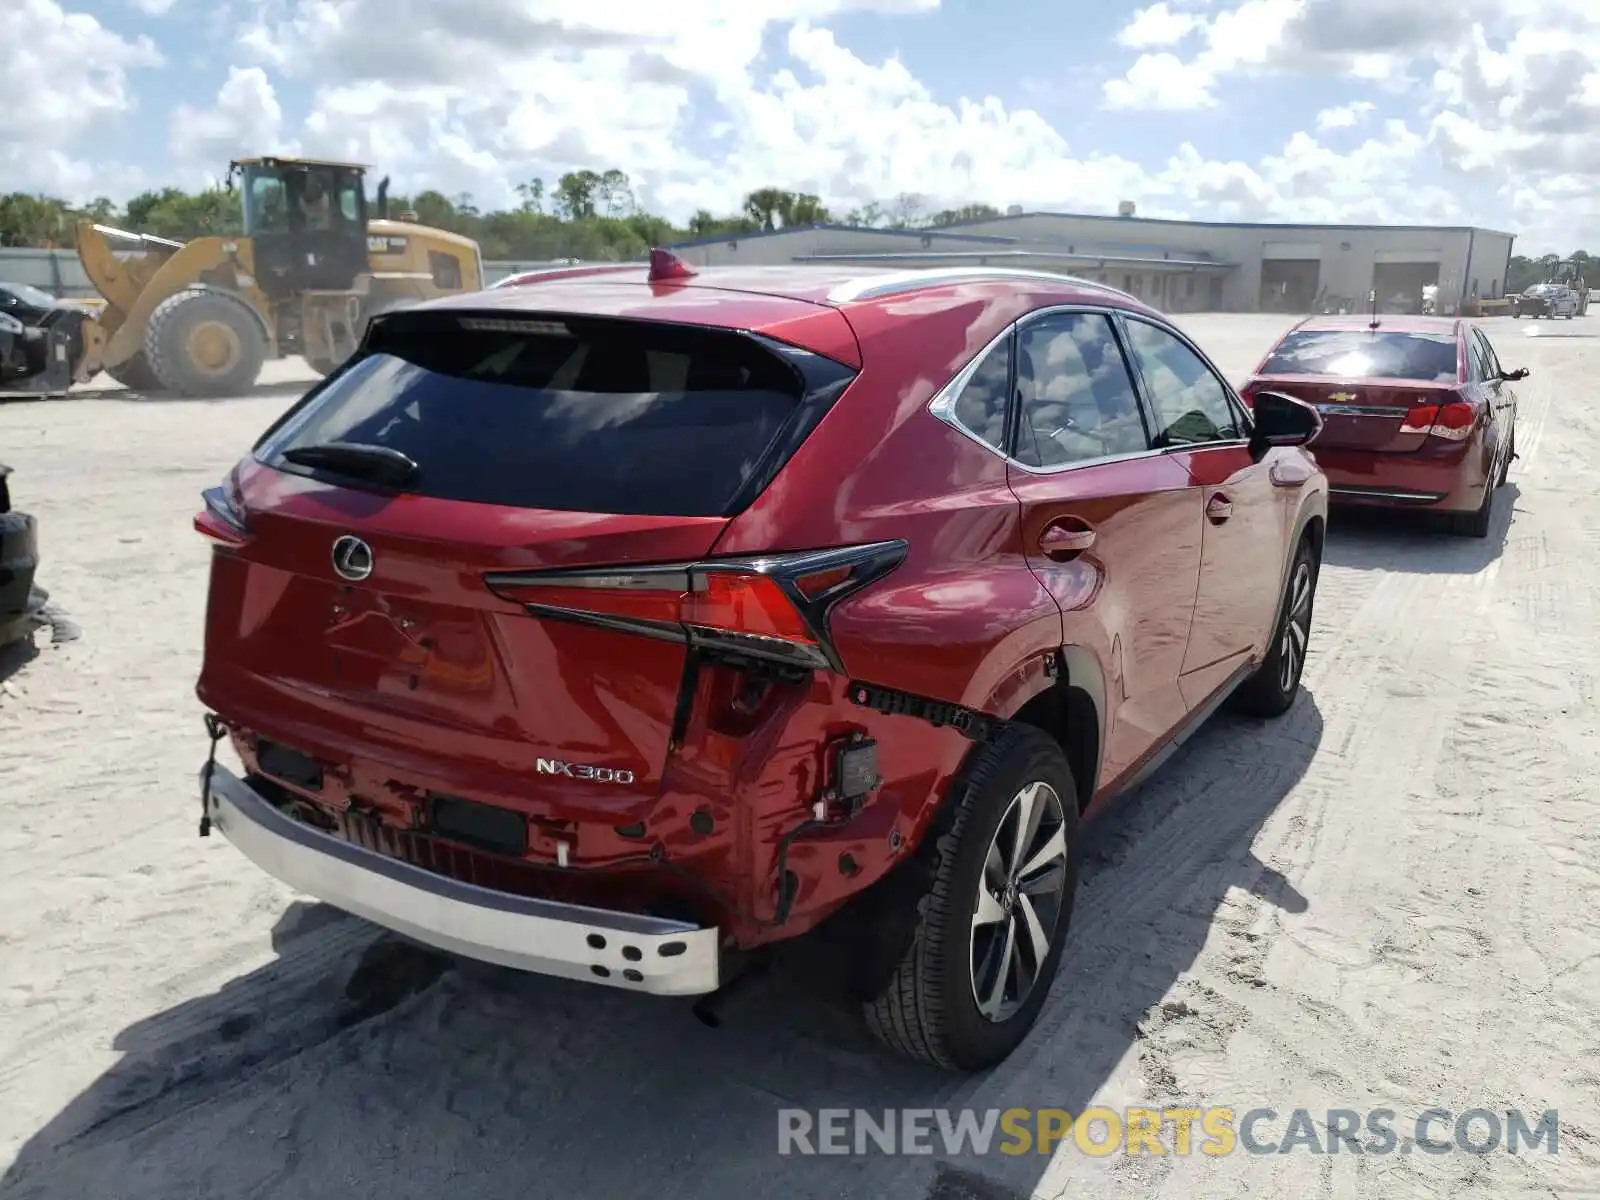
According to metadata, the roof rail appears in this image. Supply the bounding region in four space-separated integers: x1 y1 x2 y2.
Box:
823 264 1141 305
487 262 643 289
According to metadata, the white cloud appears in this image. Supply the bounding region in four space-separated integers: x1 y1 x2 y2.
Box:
1316 100 1375 129
1103 0 1301 110
1116 4 1203 48
0 0 163 194
168 67 291 180
1103 53 1220 110
15 0 1600 257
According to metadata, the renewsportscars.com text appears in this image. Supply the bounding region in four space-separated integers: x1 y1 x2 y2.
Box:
777 1107 1560 1157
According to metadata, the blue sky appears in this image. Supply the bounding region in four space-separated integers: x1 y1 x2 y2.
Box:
7 0 1599 251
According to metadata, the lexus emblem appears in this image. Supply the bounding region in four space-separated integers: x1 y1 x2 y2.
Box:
331 535 374 582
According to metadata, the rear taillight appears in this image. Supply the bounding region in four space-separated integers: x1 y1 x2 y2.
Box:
484 541 907 672
194 469 249 546
1399 398 1476 442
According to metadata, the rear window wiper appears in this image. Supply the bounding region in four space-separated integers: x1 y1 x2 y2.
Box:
280 441 420 487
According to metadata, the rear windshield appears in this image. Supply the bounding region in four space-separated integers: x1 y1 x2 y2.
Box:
255 314 845 517
1259 330 1459 383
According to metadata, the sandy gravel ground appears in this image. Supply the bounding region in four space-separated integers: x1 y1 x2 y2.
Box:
1 316 1597 1200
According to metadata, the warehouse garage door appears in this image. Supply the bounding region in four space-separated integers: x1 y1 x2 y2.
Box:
1259 241 1322 312
1372 254 1441 314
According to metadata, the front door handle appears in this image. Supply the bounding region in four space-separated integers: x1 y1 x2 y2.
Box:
1206 495 1233 523
1038 520 1096 560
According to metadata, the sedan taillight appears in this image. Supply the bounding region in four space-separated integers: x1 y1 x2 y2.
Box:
1399 397 1477 442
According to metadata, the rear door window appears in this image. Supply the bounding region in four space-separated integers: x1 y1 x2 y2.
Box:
1260 329 1460 382
1012 312 1150 467
255 313 852 517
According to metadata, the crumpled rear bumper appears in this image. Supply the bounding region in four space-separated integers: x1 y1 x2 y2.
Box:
203 763 724 995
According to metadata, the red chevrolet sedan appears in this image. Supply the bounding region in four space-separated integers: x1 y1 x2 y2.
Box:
1240 315 1523 537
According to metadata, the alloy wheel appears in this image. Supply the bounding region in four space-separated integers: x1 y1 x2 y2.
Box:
969 780 1070 1023
1279 560 1313 692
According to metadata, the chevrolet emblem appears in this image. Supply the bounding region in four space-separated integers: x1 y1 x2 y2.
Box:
1327 391 1358 402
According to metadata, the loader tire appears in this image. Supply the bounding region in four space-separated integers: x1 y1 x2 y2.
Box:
144 289 266 398
104 352 161 393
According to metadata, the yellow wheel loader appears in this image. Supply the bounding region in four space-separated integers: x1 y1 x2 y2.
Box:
60 156 484 397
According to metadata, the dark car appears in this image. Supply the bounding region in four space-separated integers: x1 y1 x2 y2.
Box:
0 281 96 395
191 252 1327 1070
1240 315 1520 537
0 313 25 383
1510 283 1579 319
0 460 47 648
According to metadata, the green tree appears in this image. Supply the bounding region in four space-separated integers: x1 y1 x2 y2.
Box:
516 179 545 214
0 166 1050 264
0 194 78 247
122 187 241 238
929 203 1001 227
554 171 603 220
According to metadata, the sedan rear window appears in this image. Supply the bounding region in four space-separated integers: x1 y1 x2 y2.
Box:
1259 330 1459 383
255 312 852 517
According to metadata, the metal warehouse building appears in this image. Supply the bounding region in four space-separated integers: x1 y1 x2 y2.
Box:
667 207 1515 316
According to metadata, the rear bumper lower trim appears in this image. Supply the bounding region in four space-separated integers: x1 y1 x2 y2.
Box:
204 764 722 995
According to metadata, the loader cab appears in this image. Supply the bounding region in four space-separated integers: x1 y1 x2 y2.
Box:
234 157 370 300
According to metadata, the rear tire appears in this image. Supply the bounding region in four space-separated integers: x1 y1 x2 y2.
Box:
144 288 266 397
104 351 161 392
1497 431 1514 488
1231 535 1318 718
865 725 1079 1071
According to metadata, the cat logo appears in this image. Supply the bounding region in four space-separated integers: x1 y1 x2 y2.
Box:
367 235 408 254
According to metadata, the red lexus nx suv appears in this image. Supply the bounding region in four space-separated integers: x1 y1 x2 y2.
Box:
1241 314 1523 537
193 251 1328 1070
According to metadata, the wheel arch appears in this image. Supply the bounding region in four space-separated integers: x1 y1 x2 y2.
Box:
988 645 1106 814
1270 497 1326 645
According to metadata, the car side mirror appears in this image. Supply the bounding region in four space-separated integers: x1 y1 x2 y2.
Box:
1501 367 1529 381
1248 390 1322 460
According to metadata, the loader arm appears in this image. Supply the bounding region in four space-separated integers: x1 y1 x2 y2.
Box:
74 222 183 337
96 237 274 370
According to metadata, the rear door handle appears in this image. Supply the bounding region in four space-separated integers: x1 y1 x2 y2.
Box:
1206 495 1233 523
1038 520 1096 559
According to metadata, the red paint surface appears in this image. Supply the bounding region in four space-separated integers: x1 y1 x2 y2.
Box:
197 269 1328 948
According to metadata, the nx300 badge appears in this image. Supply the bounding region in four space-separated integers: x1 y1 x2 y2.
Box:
536 758 636 785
